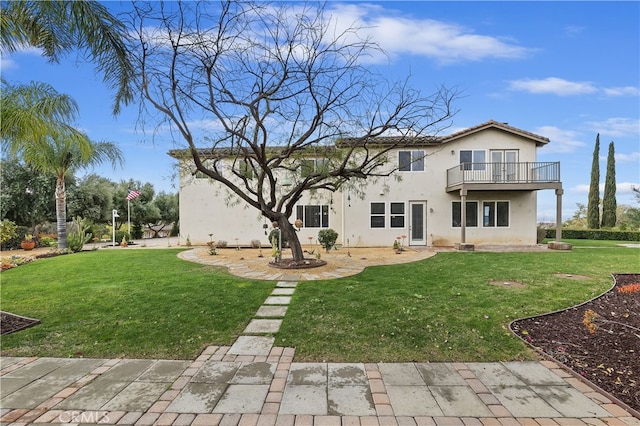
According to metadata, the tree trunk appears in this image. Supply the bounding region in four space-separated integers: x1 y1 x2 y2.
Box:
277 217 304 261
55 177 67 249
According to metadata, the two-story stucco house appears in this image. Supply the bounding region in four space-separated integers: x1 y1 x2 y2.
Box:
169 120 564 249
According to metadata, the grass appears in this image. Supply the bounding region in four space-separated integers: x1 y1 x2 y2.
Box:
0 249 274 359
1 245 637 362
276 247 639 362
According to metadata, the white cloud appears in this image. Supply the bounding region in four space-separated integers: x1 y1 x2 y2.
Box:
535 126 585 154
618 182 640 194
572 184 595 194
585 117 640 138
603 86 640 97
326 3 531 64
572 182 638 195
615 152 640 163
0 55 17 70
508 77 597 96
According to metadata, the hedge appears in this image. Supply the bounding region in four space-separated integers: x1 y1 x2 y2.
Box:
544 228 640 241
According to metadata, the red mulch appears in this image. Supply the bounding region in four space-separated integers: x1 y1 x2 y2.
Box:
511 274 639 412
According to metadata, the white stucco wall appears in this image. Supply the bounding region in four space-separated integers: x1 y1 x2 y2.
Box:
175 125 551 248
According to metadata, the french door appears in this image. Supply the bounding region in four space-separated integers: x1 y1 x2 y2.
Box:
491 150 518 182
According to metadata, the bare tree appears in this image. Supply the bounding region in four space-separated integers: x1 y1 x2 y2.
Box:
127 1 456 262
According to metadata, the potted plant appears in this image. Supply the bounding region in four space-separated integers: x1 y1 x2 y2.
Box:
21 234 36 251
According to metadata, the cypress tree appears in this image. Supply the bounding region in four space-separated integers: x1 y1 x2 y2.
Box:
601 141 617 228
587 134 600 229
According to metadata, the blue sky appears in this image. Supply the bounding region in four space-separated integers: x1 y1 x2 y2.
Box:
2 1 638 221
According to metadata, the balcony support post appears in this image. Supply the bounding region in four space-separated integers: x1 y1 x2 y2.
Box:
555 187 563 242
460 189 467 244
455 188 474 251
548 186 572 250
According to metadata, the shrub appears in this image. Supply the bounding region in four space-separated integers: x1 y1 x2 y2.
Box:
0 219 17 244
39 235 57 247
318 228 339 253
132 222 144 239
67 217 92 253
1 225 30 250
545 228 640 241
251 239 261 248
114 230 128 245
217 240 228 248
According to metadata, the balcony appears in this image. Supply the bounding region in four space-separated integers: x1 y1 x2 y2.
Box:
446 162 561 192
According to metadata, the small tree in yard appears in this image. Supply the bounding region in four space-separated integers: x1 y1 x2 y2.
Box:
128 1 456 263
601 141 616 228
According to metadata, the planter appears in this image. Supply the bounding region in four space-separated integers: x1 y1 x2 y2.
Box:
21 240 35 251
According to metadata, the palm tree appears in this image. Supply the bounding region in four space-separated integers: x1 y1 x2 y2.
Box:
1 81 123 249
1 80 83 148
0 0 134 114
22 131 123 249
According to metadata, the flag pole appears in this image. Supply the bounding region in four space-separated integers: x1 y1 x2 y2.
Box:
127 199 131 241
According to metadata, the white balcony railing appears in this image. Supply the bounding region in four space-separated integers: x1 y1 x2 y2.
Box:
447 162 560 187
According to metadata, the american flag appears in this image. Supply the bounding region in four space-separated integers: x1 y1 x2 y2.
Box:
126 189 141 201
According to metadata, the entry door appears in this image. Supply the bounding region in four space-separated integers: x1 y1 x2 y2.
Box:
409 201 427 246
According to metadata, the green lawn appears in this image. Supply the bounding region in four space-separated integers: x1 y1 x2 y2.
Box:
276 247 639 362
0 249 274 359
1 245 637 362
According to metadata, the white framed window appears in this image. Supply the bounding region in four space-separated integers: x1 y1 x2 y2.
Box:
370 202 385 228
300 158 329 177
234 161 253 180
452 201 478 227
390 202 405 228
460 150 486 171
296 205 329 228
483 201 510 227
398 150 425 172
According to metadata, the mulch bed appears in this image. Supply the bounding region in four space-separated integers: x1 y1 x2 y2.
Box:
0 311 41 336
268 257 327 269
511 273 639 412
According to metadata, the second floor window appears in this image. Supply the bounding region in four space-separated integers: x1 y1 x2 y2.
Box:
460 150 486 171
300 158 328 177
234 161 253 180
398 150 425 172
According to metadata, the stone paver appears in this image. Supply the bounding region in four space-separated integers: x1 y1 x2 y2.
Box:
229 336 276 356
256 306 289 317
244 319 283 334
264 296 292 305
